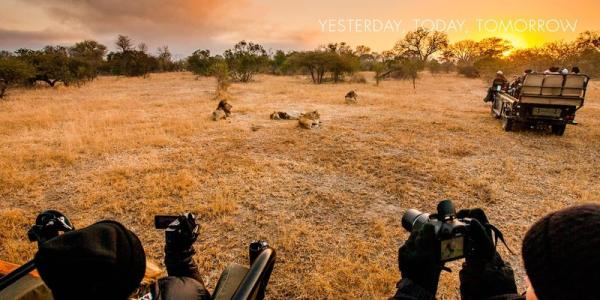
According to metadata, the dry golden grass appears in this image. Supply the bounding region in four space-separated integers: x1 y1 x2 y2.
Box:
0 72 599 299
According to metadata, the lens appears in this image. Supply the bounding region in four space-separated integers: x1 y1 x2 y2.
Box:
402 209 430 232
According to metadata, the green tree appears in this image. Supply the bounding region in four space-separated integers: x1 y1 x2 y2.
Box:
269 50 287 75
187 49 214 76
157 46 174 72
286 51 329 84
0 56 35 98
224 41 268 82
69 40 107 81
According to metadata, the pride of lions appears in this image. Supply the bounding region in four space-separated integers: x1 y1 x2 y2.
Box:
212 90 358 130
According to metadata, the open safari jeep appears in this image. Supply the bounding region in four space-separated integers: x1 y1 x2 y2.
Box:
490 73 589 135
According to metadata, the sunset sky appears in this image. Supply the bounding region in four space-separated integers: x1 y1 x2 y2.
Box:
0 0 598 58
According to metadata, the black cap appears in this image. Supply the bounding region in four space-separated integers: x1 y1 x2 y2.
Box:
35 220 146 300
522 204 600 300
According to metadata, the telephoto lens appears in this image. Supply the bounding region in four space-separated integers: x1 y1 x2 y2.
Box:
401 209 431 232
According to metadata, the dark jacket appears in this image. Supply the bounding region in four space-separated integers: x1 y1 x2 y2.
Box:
391 255 522 300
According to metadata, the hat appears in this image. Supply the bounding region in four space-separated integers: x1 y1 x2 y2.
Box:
522 204 600 300
496 71 503 75
35 221 146 300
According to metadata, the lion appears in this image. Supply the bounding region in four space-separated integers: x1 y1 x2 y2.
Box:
212 100 232 121
298 110 320 129
345 90 358 104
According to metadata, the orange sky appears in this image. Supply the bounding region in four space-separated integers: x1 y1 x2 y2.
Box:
0 0 598 56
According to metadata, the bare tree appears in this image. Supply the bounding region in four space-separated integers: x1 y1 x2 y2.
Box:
393 28 449 62
449 40 480 65
116 35 133 53
137 42 148 53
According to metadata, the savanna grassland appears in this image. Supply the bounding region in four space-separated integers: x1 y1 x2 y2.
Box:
1 72 599 299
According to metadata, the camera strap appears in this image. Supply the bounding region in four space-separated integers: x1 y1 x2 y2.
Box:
485 224 515 255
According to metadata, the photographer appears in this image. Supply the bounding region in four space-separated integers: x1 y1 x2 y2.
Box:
33 215 210 300
391 204 600 300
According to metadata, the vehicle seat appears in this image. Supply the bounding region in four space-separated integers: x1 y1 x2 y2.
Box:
562 75 586 97
521 74 544 95
212 263 250 300
541 75 564 96
0 275 52 300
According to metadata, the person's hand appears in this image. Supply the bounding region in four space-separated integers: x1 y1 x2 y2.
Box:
165 213 199 253
456 208 496 265
457 208 517 299
398 223 442 294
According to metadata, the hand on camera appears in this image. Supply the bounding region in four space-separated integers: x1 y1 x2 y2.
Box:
398 223 442 295
456 208 496 265
456 208 518 299
165 213 199 254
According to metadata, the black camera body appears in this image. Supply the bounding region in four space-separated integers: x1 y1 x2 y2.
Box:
155 213 199 247
402 200 474 263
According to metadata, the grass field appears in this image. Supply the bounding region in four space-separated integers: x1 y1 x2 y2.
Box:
1 72 599 299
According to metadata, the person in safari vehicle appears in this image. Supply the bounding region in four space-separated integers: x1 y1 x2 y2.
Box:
484 71 508 102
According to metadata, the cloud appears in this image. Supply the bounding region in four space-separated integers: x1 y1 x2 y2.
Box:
0 28 83 49
8 0 321 55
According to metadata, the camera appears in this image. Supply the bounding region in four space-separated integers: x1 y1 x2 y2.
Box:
154 213 199 246
402 200 473 263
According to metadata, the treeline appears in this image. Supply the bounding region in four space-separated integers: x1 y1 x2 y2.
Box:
0 35 181 98
2 31 600 98
442 31 600 79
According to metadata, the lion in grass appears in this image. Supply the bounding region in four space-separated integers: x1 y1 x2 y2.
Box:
345 90 358 104
212 100 232 121
270 111 302 120
298 111 320 129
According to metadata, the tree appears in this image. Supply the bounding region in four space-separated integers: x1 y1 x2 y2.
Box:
449 40 480 65
372 61 386 86
326 52 359 83
477 37 512 58
69 40 107 81
269 50 287 75
0 56 35 98
107 35 156 77
398 58 424 89
286 51 329 84
157 46 174 72
575 30 600 51
116 35 133 53
187 49 214 76
137 43 148 53
393 28 449 62
223 41 268 82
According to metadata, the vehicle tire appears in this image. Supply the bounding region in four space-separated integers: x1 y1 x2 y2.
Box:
552 124 566 136
502 115 513 132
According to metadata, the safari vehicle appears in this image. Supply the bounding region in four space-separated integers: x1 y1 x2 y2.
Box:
490 73 589 135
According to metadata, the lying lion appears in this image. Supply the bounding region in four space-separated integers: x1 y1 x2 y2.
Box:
298 111 320 129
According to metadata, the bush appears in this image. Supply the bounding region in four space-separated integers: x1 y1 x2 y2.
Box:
458 65 480 78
